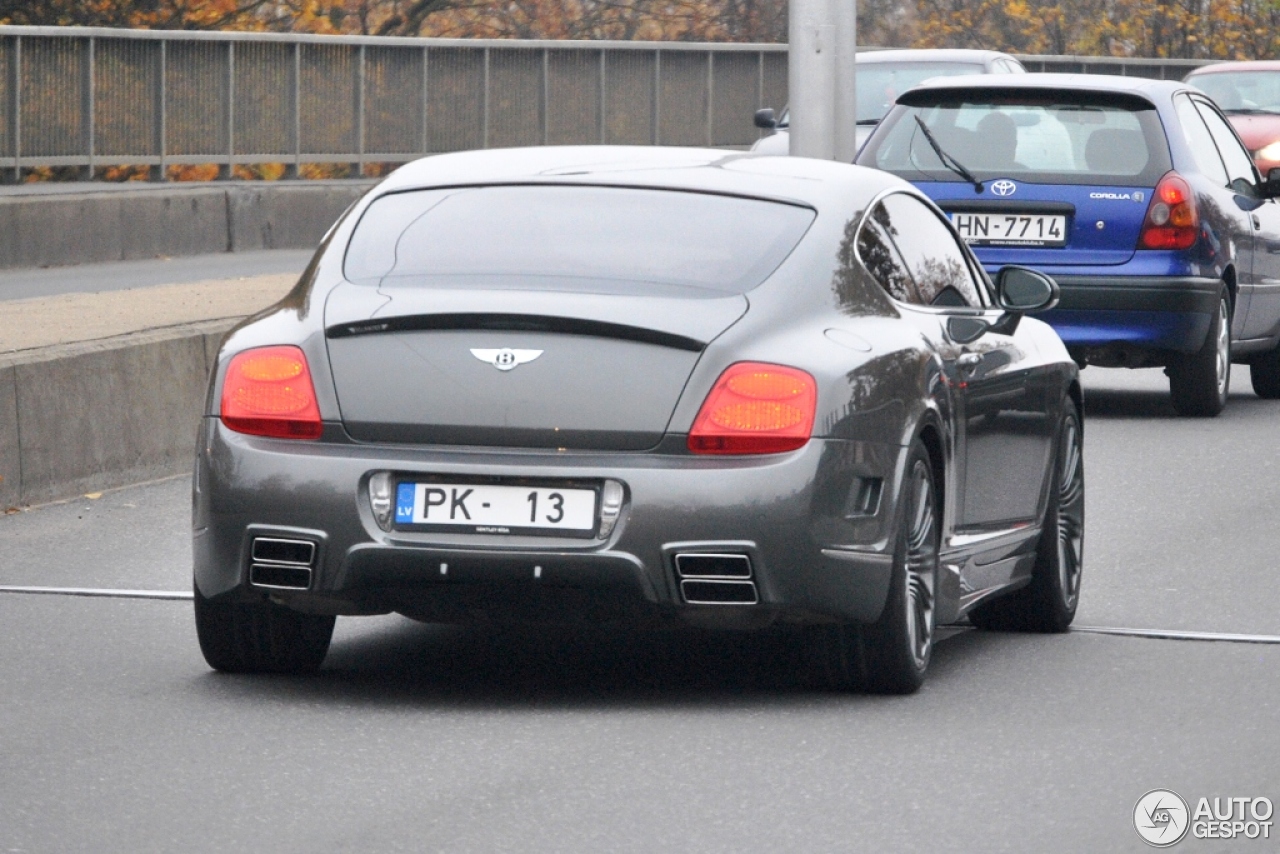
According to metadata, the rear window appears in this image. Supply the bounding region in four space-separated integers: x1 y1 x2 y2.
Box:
1186 71 1280 114
860 91 1172 186
344 185 816 296
857 62 985 123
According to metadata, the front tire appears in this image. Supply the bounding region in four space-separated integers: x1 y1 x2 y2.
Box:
807 439 939 694
194 582 335 674
969 404 1084 633
1169 290 1230 416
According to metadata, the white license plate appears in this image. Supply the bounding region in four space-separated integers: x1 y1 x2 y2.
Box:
395 482 598 535
950 212 1067 246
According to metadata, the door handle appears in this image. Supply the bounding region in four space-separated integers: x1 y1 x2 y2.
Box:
1253 214 1262 229
956 352 984 373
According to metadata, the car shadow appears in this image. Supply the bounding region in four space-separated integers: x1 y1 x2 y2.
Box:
1083 385 1274 419
1082 386 1178 419
189 616 1026 710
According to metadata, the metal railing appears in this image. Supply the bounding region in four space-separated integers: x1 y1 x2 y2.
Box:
0 26 1215 181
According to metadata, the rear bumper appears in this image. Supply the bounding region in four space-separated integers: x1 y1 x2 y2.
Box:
1041 275 1220 354
193 419 905 626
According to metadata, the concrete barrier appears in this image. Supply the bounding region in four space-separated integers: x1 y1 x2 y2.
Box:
0 320 234 508
0 180 378 270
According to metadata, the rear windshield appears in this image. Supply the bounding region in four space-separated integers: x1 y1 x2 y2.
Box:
857 62 986 123
344 185 816 296
1187 71 1280 114
860 91 1172 186
779 62 986 127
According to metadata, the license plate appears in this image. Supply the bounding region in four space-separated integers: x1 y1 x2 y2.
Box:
394 481 598 536
950 212 1067 247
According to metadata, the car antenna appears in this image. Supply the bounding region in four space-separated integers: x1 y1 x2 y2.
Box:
913 116 984 193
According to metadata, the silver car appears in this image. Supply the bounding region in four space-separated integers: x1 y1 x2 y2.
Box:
752 48 1027 155
193 146 1083 694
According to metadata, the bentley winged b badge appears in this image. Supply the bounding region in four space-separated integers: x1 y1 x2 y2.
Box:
470 348 544 371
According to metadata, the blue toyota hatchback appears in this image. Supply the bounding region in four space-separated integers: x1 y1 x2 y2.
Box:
857 74 1280 415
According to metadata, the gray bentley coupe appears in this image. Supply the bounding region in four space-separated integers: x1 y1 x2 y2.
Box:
193 146 1084 693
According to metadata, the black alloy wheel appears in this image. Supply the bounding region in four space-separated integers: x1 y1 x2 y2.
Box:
194 582 336 674
807 439 939 694
969 404 1084 633
1169 289 1230 416
1249 343 1280 399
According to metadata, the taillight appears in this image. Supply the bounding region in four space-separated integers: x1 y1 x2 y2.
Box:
220 345 323 440
687 362 817 455
1138 172 1198 250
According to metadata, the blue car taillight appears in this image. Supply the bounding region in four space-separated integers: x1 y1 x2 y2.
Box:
1138 172 1198 250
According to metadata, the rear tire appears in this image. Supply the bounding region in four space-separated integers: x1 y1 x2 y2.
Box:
1249 344 1280 399
194 582 335 674
969 404 1084 633
1169 290 1230 416
807 439 939 694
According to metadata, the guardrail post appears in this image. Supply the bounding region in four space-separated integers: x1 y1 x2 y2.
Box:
653 50 661 146
599 48 607 144
355 44 365 177
288 41 300 178
482 46 490 149
220 41 235 180
152 39 166 181
421 45 430 154
705 50 713 148
9 36 20 183
541 48 549 146
83 36 94 180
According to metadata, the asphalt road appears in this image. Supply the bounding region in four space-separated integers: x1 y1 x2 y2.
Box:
2 366 1278 852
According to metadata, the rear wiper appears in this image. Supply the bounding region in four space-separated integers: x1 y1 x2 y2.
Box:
913 115 983 193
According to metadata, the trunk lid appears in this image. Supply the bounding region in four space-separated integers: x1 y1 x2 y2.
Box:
324 281 747 450
921 179 1154 269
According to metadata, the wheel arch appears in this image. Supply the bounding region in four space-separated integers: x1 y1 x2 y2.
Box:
914 418 946 524
1222 264 1238 318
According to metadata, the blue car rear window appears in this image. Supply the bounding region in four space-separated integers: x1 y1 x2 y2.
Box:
862 92 1172 186
343 185 816 296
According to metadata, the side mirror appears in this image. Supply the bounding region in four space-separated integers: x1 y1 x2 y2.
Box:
946 315 990 344
754 108 778 130
1260 166 1280 199
995 266 1059 313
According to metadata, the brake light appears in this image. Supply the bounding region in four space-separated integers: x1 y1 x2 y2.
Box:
1138 172 1198 250
688 362 817 454
220 345 323 440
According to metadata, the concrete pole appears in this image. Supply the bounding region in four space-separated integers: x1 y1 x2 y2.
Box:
788 0 836 160
833 0 858 162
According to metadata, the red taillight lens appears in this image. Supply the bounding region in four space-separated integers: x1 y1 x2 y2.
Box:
220 345 323 440
1139 172 1198 250
687 362 817 455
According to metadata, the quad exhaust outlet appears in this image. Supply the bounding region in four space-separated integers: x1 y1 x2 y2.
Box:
674 553 758 605
249 537 317 590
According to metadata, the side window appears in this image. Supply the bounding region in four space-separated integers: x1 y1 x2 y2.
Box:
879 194 984 307
1195 98 1258 192
856 202 918 303
1174 94 1229 187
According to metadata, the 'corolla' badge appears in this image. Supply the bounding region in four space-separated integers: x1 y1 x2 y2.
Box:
470 348 543 371
990 179 1017 196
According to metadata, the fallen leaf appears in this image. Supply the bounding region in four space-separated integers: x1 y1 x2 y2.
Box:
84 492 103 500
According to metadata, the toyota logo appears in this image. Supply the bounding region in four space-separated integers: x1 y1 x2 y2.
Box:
990 180 1017 196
